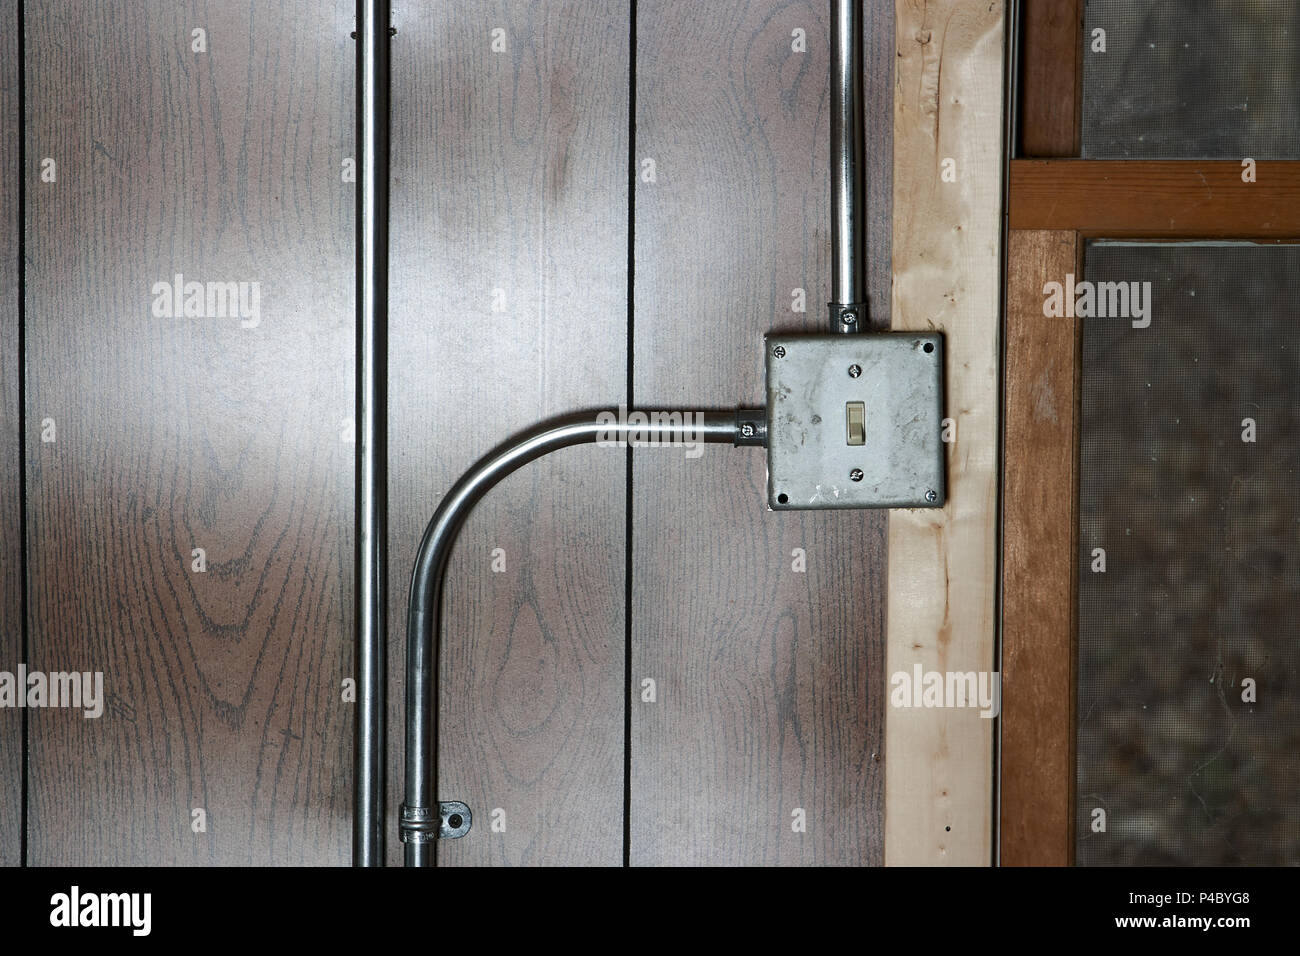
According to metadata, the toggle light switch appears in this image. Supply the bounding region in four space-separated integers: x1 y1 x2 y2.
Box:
764 332 945 509
846 401 866 445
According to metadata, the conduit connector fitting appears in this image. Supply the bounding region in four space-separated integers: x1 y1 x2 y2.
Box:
831 301 869 335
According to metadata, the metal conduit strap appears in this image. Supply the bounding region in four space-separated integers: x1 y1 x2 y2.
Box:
401 408 766 866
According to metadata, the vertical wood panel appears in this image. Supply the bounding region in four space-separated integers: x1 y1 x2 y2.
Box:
25 0 354 864
387 1 630 866
888 0 1005 865
0 0 20 867
1001 229 1078 866
631 0 892 865
1018 0 1082 157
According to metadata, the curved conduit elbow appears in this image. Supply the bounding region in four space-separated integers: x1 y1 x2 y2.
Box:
400 407 766 865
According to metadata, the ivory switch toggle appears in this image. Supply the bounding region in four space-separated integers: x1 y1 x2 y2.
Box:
846 401 866 445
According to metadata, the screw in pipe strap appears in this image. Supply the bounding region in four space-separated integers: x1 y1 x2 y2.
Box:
400 802 472 843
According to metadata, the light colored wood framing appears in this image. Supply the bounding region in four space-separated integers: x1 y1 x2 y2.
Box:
1000 230 1080 866
887 0 1006 865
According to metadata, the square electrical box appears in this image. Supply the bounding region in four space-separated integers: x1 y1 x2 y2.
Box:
765 333 946 510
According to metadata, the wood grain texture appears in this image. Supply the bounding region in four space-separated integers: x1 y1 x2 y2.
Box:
1000 230 1078 866
1018 0 1081 157
1010 160 1300 237
630 0 891 865
0 0 20 867
387 1 630 866
25 1 355 865
888 0 1004 866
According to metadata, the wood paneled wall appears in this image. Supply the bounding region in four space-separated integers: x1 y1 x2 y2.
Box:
6 0 896 866
387 1 630 867
631 0 891 865
1 0 21 868
21 1 354 865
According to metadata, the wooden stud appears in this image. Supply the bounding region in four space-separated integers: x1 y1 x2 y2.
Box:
888 0 1006 865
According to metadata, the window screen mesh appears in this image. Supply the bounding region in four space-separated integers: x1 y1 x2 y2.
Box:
1082 0 1300 158
1077 243 1300 865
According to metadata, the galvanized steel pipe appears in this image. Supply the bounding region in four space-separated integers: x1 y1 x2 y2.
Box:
401 409 765 866
830 0 867 333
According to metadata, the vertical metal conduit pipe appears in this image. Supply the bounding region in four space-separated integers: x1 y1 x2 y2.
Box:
401 409 767 866
830 0 867 334
354 0 391 867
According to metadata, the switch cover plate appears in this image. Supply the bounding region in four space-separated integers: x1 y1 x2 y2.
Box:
765 333 945 510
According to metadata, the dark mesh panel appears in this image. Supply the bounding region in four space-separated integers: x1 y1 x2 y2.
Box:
1082 0 1300 158
1077 243 1300 865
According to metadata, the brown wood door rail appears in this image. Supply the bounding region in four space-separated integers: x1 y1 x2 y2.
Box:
1009 160 1300 238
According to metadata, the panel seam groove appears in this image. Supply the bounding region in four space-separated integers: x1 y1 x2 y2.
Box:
622 0 637 870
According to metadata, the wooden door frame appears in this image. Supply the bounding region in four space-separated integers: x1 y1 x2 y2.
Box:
999 0 1300 865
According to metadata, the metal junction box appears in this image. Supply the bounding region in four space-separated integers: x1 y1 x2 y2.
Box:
765 333 945 510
